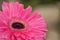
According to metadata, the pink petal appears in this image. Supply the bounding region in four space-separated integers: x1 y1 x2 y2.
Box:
28 17 47 31
17 3 24 18
0 11 8 25
2 2 11 19
26 11 41 22
9 2 24 18
10 2 19 17
0 30 11 40
22 6 32 20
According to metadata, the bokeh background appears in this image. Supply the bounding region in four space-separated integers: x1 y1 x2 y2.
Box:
0 0 60 40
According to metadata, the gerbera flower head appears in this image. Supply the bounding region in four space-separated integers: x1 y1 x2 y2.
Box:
0 2 47 40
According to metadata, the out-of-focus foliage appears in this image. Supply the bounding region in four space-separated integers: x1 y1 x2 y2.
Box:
19 0 60 8
19 0 40 8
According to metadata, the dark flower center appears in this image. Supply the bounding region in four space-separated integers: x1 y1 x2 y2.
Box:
12 22 24 29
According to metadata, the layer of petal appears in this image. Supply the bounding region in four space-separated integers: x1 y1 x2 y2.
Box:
26 11 41 22
22 6 32 20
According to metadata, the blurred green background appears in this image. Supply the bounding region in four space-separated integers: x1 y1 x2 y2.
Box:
19 0 60 8
0 0 60 40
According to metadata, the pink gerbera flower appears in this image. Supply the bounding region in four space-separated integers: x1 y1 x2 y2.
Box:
0 2 47 40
